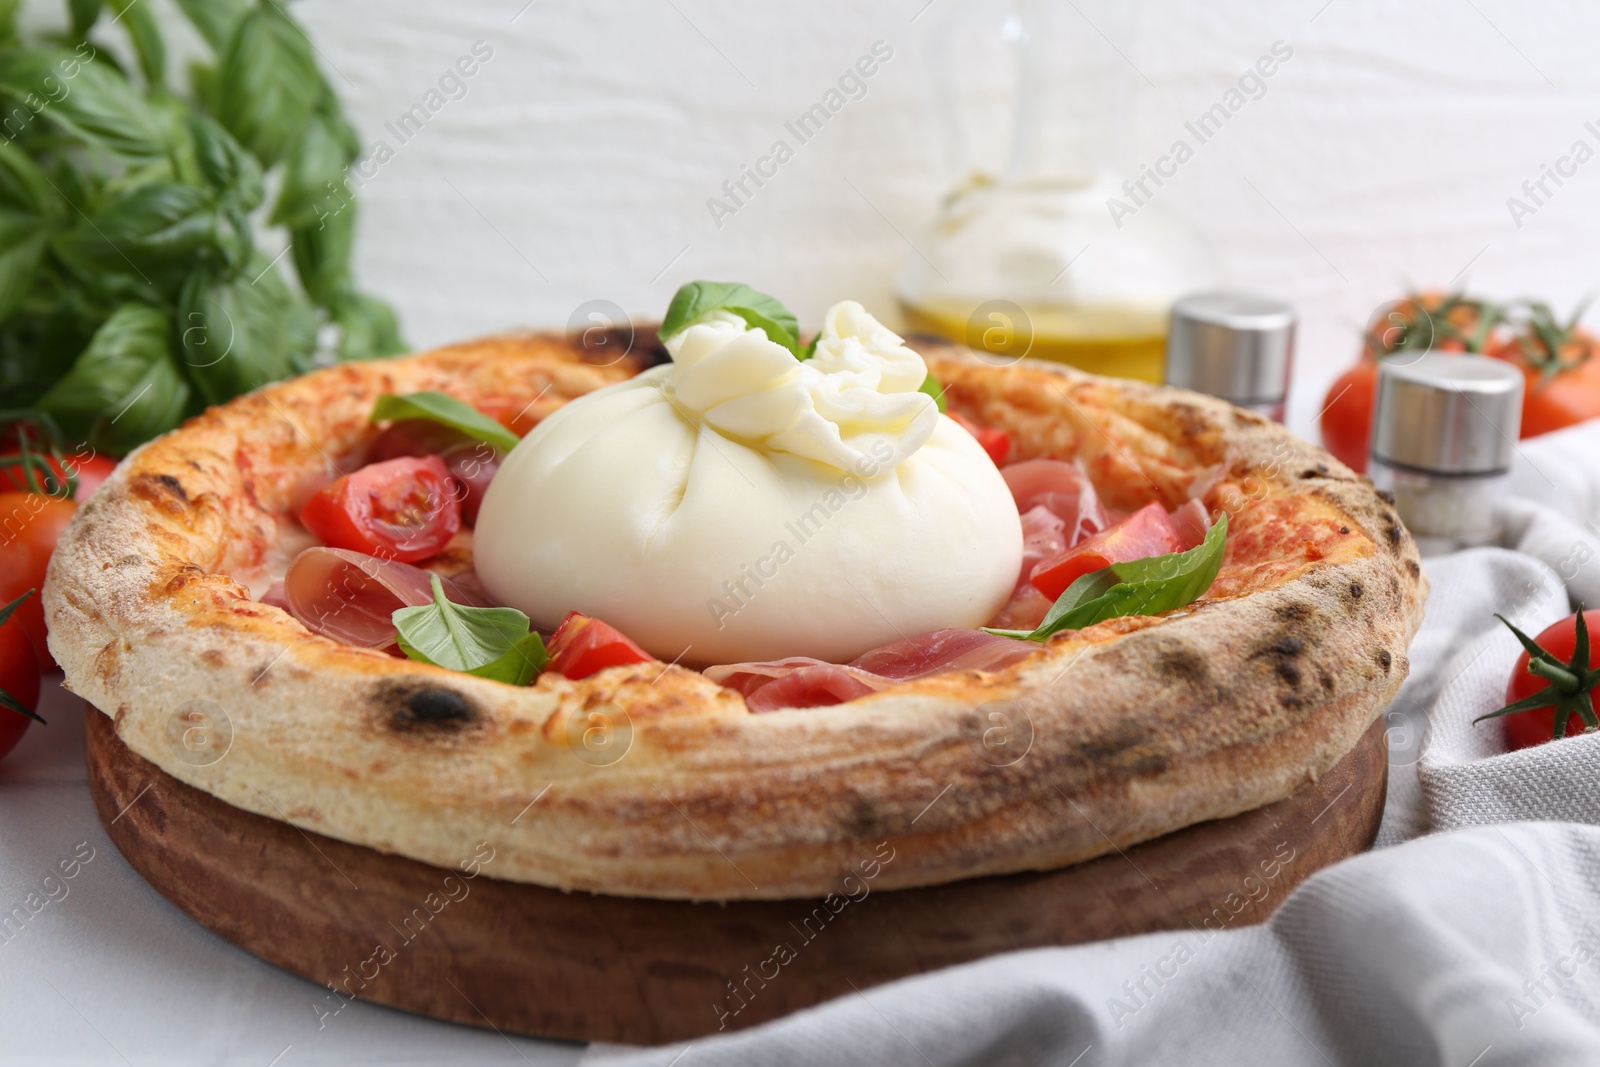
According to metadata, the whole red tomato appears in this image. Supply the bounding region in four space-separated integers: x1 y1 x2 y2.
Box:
0 590 42 762
0 449 116 500
1484 610 1600 750
0 491 77 667
1488 317 1600 439
1318 362 1379 473
1322 292 1492 473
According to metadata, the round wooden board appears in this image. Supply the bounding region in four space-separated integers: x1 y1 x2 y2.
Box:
86 704 1387 1044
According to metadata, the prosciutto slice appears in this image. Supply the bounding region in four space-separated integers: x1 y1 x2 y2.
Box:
1001 460 1109 545
280 547 492 648
706 629 1038 713
705 659 885 714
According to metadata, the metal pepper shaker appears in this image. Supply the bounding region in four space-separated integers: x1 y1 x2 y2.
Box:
1164 292 1296 421
1367 354 1524 556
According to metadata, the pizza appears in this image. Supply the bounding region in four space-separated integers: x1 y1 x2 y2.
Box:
44 293 1426 901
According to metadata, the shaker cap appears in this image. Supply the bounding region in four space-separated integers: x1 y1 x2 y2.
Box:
1370 354 1524 476
1164 292 1295 405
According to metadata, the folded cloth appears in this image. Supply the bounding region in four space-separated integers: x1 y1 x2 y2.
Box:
581 424 1600 1066
582 824 1600 1066
1376 547 1569 846
1510 420 1600 528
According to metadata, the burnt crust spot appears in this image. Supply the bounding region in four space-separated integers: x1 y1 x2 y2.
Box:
843 795 889 838
1274 601 1314 624
1158 647 1209 683
1269 637 1304 657
1384 518 1403 548
1074 719 1151 765
1376 649 1393 672
377 681 480 732
1375 489 1397 505
1406 559 1422 578
1348 581 1363 599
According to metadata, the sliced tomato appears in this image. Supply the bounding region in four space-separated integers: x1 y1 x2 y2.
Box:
1029 501 1184 601
545 611 653 680
299 456 460 563
949 412 1012 466
366 419 501 525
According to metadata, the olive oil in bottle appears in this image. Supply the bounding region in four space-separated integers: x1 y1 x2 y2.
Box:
898 297 1170 382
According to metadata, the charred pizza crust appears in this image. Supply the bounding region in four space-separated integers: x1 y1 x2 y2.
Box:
44 331 1426 900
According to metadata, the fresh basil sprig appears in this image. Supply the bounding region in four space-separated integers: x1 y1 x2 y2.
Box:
919 373 947 412
987 512 1229 643
0 0 402 456
370 392 519 453
659 280 801 356
393 575 547 686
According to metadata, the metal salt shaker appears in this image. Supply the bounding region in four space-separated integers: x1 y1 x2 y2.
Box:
1164 292 1296 421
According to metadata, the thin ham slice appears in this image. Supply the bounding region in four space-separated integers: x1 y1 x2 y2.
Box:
705 659 885 714
850 628 1038 679
1168 497 1212 551
1001 460 1108 545
706 629 1038 712
280 547 492 648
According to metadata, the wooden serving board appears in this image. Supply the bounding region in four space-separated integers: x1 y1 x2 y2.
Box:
86 705 1386 1044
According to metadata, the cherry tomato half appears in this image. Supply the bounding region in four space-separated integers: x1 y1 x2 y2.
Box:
300 456 461 563
0 591 40 762
1500 610 1600 750
545 611 653 680
0 491 77 666
1029 501 1184 601
366 420 501 525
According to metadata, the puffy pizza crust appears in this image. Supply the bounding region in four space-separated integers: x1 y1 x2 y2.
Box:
44 332 1426 900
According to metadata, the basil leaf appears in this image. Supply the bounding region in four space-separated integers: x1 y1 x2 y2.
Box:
272 112 356 229
333 290 404 362
108 0 164 87
68 0 101 38
919 372 947 412
178 264 309 406
53 183 221 287
173 0 249 54
0 141 57 216
371 392 517 453
0 216 46 322
36 304 190 452
188 60 218 112
185 113 262 210
659 280 800 356
394 574 547 685
0 48 166 159
215 6 323 166
986 512 1229 642
462 632 548 686
290 207 353 307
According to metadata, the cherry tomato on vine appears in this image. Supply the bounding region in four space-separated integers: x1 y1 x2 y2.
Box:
1477 610 1600 750
0 492 77 666
0 590 43 762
